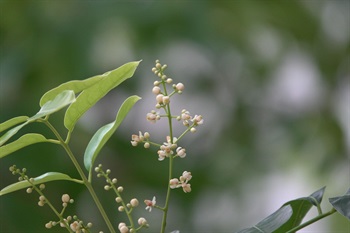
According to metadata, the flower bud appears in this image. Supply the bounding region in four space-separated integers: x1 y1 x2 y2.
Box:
62 194 70 203
130 198 139 207
176 83 185 91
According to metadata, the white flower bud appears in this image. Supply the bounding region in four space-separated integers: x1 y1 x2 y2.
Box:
130 198 139 207
156 94 164 104
162 96 170 104
176 83 185 91
152 86 161 95
115 197 122 203
62 194 70 203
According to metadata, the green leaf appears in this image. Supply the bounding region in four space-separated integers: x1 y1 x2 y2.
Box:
64 60 141 131
39 75 104 106
84 95 141 173
0 90 75 146
29 90 76 121
236 205 292 233
0 133 50 158
0 172 82 196
0 116 29 133
277 186 325 232
236 187 326 233
0 122 29 146
329 188 350 220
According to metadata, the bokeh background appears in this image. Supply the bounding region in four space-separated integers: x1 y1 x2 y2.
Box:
0 1 349 232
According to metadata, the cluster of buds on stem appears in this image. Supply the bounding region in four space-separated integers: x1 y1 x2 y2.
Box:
95 164 148 233
45 215 93 233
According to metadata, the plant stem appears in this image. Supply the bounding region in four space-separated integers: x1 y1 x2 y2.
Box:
43 120 116 233
160 99 174 233
286 208 337 233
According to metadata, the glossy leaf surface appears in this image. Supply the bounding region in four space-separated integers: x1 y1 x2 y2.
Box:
236 205 292 233
0 172 82 196
236 187 326 233
84 95 141 172
0 133 50 158
0 116 29 133
64 61 141 131
329 188 350 220
29 90 76 121
39 75 104 106
0 122 29 146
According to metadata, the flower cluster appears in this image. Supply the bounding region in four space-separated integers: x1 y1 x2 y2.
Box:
169 171 192 193
45 215 93 233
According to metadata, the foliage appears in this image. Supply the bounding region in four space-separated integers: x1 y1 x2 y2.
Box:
0 60 349 233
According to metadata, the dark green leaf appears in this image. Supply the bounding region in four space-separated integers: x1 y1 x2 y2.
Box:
236 205 292 233
0 172 82 196
236 187 326 233
329 188 350 220
84 95 141 173
64 61 141 131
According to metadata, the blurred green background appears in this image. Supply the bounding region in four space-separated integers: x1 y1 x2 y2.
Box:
1 1 349 232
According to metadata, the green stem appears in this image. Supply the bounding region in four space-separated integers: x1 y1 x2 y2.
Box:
286 208 337 233
43 120 116 233
160 102 174 233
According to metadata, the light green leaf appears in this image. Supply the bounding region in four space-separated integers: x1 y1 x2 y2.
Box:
39 75 104 106
64 60 141 131
0 133 50 158
0 116 29 133
29 90 76 121
84 95 141 173
0 172 82 196
0 90 75 146
0 122 29 146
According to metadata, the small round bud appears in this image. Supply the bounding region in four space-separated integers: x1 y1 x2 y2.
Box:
162 64 167 69
161 75 167 80
29 178 34 183
39 184 45 190
130 198 139 207
126 203 131 208
22 168 27 173
112 178 118 183
155 103 161 109
166 78 173 84
106 169 111 174
38 201 45 207
151 67 157 73
153 81 160 86
69 199 74 204
120 225 129 233
39 195 46 201
95 167 100 172
138 217 148 226
152 86 161 95
62 194 70 203
117 186 124 192
45 221 53 229
104 185 110 191
144 132 150 139
156 63 161 69
144 142 150 149
156 94 164 104
62 202 68 208
118 206 125 212
162 96 170 104
87 222 93 228
26 188 32 194
190 127 197 133
115 197 122 203
176 83 185 91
